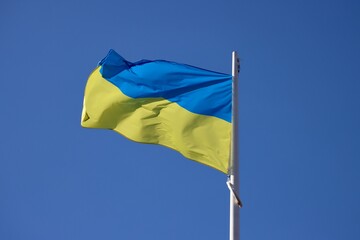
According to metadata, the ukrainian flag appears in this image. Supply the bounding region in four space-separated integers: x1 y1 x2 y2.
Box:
81 50 232 173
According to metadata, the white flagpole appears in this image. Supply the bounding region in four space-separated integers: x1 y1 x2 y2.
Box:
229 51 240 240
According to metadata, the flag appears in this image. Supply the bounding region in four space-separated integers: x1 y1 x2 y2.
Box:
81 49 232 173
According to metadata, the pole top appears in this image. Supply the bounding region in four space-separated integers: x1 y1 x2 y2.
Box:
232 51 240 74
232 52 240 77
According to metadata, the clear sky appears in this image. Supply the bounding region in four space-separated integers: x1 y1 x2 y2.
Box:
1 0 359 239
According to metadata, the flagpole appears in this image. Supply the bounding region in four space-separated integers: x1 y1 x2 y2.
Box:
229 51 240 240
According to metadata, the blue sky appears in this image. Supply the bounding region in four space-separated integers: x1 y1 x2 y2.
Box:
1 0 360 239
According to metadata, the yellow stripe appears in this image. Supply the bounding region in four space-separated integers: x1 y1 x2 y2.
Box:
81 67 231 173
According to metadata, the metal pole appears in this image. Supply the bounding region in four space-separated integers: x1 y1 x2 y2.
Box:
229 51 240 240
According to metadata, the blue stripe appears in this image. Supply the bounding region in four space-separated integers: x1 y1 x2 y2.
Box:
99 49 232 122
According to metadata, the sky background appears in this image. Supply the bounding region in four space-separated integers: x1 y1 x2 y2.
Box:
1 0 360 239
